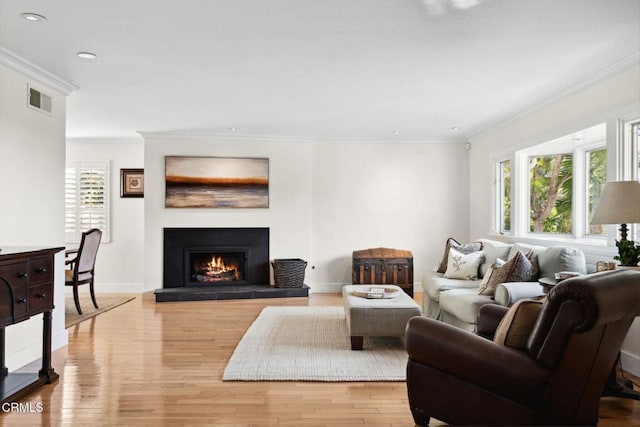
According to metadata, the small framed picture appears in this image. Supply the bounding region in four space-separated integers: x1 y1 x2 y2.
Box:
120 168 144 198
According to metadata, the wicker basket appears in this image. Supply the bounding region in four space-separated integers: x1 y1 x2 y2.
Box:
272 258 307 288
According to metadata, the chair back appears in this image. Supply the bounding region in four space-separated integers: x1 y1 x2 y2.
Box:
526 270 640 425
76 228 102 274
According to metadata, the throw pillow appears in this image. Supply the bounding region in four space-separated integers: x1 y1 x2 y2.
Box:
437 238 483 274
479 245 511 278
494 298 545 350
477 258 506 294
478 252 535 296
443 248 484 280
508 250 536 282
526 251 540 281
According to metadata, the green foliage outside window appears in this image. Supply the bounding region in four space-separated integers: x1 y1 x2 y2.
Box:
587 148 607 235
529 154 573 233
500 161 511 232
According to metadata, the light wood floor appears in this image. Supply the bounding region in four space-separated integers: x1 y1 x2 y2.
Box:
2 293 639 426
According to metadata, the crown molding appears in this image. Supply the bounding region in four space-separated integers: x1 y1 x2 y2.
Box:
0 47 78 95
139 131 466 145
139 130 316 144
469 50 640 141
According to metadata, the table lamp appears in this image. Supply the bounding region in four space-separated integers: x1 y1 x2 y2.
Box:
591 180 640 266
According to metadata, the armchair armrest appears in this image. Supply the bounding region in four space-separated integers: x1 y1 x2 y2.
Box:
495 282 545 307
405 316 548 406
476 304 509 339
65 248 79 266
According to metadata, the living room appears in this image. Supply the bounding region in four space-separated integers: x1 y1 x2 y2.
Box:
1 0 640 425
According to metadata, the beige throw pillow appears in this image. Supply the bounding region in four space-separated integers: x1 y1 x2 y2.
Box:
494 298 545 350
437 238 483 274
443 248 484 280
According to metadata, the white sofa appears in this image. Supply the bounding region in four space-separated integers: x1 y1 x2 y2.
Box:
421 238 589 332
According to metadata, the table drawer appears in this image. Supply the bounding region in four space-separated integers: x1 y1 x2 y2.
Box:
28 256 54 285
0 261 29 286
28 283 54 314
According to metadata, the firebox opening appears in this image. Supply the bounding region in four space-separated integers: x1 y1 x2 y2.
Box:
188 251 247 285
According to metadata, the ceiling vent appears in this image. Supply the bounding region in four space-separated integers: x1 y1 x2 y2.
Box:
28 86 52 114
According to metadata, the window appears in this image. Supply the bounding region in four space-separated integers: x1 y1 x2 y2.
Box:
65 161 110 243
585 148 607 235
529 154 573 234
494 122 610 240
496 160 511 233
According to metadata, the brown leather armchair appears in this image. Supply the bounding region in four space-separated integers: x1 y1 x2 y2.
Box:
405 270 640 426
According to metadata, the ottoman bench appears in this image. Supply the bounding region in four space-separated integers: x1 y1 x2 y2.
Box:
342 284 422 350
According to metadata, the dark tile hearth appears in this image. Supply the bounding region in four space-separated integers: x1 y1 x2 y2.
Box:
154 284 310 302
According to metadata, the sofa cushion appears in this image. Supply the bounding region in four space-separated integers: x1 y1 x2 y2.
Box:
437 238 483 274
494 298 545 350
479 244 511 278
423 271 481 302
440 288 495 324
444 248 484 280
508 242 546 260
538 246 587 279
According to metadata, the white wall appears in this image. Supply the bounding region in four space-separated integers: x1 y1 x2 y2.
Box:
310 142 470 291
0 62 68 369
143 135 470 293
467 64 640 376
66 139 145 292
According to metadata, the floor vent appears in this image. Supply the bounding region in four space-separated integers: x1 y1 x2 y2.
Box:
28 86 52 114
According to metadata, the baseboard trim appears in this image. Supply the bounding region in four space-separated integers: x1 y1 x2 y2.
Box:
620 350 640 378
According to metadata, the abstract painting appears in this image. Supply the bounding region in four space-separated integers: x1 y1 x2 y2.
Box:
165 156 269 208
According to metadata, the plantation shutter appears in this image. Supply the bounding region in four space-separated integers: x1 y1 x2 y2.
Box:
65 161 110 243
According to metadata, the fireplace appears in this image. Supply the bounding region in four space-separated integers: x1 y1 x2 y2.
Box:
156 227 308 302
163 227 269 288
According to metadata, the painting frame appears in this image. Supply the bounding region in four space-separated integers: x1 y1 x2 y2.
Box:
164 156 269 208
120 168 144 198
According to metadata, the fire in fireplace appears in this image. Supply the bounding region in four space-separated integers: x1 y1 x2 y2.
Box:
189 251 246 284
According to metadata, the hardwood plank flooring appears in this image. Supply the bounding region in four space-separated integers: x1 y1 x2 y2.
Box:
1 293 638 426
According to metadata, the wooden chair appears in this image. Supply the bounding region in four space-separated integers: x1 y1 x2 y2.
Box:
65 228 102 314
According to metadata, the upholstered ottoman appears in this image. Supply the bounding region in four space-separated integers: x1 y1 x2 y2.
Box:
342 285 422 350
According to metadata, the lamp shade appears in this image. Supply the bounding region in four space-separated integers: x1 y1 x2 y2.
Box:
591 181 640 225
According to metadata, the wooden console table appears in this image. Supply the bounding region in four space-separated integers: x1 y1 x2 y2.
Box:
0 247 63 403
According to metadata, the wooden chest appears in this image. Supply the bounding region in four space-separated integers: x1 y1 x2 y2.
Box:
352 247 414 297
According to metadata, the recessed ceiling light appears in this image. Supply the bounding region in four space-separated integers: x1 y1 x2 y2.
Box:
450 126 460 131
77 52 97 59
228 127 238 131
391 131 400 135
21 13 47 22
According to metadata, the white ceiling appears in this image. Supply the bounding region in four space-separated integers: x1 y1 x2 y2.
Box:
1 0 639 141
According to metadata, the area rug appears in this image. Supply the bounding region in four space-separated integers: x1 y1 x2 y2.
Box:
223 306 408 382
65 295 135 328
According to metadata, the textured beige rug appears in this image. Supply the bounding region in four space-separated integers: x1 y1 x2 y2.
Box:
223 306 407 382
65 295 135 328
